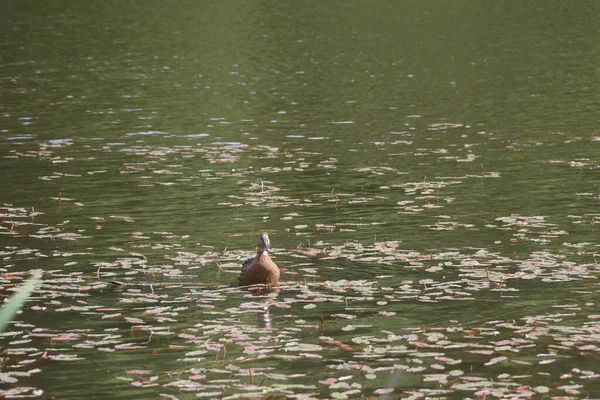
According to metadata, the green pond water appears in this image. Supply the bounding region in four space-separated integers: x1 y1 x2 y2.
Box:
1 1 599 399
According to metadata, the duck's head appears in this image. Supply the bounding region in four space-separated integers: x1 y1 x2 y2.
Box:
257 232 272 253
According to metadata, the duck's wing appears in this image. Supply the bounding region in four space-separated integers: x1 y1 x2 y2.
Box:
238 256 256 285
240 257 254 274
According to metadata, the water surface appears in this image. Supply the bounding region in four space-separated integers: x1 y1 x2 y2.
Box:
1 1 599 398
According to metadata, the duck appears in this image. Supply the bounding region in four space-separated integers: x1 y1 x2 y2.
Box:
238 232 280 286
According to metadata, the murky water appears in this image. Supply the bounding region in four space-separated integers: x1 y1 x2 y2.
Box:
1 1 599 398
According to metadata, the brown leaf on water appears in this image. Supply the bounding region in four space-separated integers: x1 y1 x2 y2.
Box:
321 340 353 351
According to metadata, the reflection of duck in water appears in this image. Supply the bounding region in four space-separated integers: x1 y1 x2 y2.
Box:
238 232 280 287
255 296 275 328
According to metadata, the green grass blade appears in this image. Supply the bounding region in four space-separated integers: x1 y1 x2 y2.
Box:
0 276 40 333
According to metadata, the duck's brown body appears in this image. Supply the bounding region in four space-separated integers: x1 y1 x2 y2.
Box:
238 232 280 286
